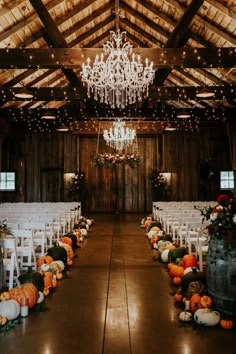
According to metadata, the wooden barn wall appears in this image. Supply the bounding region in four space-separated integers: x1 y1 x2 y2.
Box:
0 124 234 211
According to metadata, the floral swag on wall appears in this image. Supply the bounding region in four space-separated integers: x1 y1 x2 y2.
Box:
93 153 142 168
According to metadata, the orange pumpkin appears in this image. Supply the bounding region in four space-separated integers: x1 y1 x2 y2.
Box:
200 295 213 308
59 236 73 247
174 293 183 303
167 263 175 271
150 235 159 245
37 255 54 268
0 291 11 301
9 284 38 309
169 265 184 279
144 219 152 229
182 254 198 269
173 276 182 285
21 283 38 309
189 293 203 313
43 271 53 290
220 319 234 330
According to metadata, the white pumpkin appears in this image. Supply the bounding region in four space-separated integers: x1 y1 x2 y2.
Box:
148 230 158 240
179 311 193 322
80 228 87 237
37 291 45 304
87 219 92 226
161 249 170 263
194 308 221 326
183 267 199 276
0 299 21 320
51 260 65 272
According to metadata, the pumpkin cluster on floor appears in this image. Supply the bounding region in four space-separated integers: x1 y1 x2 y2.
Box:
141 215 235 330
0 216 94 332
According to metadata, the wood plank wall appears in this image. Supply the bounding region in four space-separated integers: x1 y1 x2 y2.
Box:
0 123 234 212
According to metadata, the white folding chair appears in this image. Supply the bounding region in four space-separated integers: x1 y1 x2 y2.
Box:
0 238 20 289
11 229 37 271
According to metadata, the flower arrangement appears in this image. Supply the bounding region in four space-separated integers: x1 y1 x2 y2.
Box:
67 171 85 200
195 194 236 246
0 219 12 238
93 153 142 168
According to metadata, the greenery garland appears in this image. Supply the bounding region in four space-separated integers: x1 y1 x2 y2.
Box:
93 153 142 168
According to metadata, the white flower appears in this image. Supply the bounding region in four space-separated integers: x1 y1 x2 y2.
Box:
210 212 218 221
233 215 236 223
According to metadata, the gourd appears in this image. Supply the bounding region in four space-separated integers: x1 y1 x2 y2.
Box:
220 319 234 329
0 299 20 320
189 294 203 313
168 247 187 262
187 281 205 299
174 293 183 303
172 276 182 285
47 242 67 264
169 265 184 279
37 255 53 268
80 228 87 237
160 249 169 263
65 233 78 249
60 236 73 247
181 268 206 296
182 255 198 269
0 292 11 301
0 315 8 325
179 311 193 322
200 295 212 308
194 308 221 326
147 230 158 240
18 269 44 292
51 260 65 272
37 291 44 304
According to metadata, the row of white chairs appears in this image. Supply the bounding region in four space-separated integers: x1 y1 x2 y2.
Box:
152 201 212 271
0 229 37 289
0 202 82 290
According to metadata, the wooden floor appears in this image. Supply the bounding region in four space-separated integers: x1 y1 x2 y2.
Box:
1 213 236 354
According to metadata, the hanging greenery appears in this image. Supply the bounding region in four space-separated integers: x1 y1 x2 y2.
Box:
93 153 142 168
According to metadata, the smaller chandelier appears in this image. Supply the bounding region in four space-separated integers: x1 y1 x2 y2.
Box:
81 29 155 109
103 119 136 151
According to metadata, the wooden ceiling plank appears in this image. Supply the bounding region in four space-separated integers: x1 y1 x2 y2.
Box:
29 0 84 91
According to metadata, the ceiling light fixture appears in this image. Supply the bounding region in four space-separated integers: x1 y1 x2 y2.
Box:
165 125 176 131
196 87 215 98
103 119 136 151
56 124 69 132
41 111 56 119
13 87 34 99
80 0 155 109
177 110 191 118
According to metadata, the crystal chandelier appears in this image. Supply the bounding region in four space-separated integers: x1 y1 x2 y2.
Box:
103 119 136 151
80 1 155 109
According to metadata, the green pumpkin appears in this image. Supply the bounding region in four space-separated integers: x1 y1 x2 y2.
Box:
18 268 44 292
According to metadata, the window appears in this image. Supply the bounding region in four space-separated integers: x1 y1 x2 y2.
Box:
220 171 234 190
0 172 16 191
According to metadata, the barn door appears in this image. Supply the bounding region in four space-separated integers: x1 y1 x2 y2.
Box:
41 168 64 202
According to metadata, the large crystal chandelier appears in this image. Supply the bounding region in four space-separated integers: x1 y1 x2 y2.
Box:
80 1 155 109
103 119 136 151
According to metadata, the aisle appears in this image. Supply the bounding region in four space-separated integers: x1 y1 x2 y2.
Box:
1 214 236 354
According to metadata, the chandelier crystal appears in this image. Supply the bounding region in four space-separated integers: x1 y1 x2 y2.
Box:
103 119 136 151
80 29 155 109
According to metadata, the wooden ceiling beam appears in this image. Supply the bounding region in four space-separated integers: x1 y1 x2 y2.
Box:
29 0 83 91
0 86 235 101
154 0 204 86
0 47 234 69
